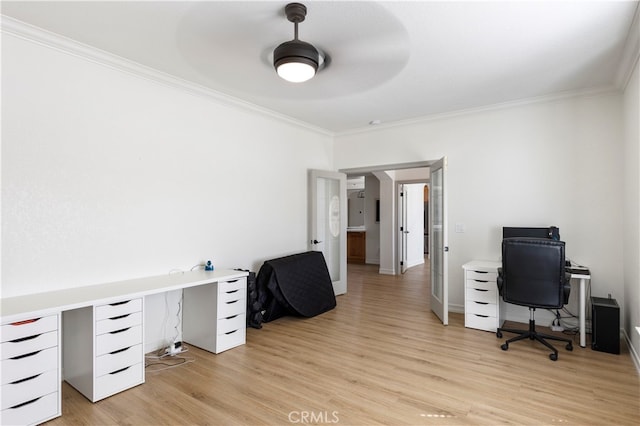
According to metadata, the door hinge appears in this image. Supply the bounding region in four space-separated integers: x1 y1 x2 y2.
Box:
444 246 449 252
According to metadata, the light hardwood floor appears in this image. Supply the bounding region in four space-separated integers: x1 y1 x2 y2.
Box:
48 261 639 425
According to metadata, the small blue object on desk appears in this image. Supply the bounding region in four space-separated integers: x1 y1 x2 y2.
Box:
205 260 214 271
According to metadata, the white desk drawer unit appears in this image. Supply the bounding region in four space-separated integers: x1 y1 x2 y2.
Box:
63 298 144 402
463 261 504 332
183 277 247 354
0 315 61 426
1 269 249 423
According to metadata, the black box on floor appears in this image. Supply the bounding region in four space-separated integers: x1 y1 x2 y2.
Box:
591 296 620 354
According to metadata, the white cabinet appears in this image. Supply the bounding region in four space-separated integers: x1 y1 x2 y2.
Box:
63 298 144 402
1 314 61 425
183 277 247 353
463 261 504 332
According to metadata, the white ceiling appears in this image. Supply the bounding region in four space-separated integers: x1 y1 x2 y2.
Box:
2 1 638 134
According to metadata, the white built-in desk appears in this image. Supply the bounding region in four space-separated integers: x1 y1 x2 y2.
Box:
1 269 248 425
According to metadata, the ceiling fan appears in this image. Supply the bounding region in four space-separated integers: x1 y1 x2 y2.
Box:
273 2 330 83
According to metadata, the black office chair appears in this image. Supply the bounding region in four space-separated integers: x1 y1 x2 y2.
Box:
496 238 574 361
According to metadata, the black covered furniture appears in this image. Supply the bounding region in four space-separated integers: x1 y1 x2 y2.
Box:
255 251 336 325
497 238 574 361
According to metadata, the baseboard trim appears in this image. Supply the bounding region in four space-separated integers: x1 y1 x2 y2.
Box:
623 329 640 375
449 304 464 314
379 268 395 275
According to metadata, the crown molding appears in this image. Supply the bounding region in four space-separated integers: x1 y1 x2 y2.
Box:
336 85 620 137
615 2 640 90
0 15 334 137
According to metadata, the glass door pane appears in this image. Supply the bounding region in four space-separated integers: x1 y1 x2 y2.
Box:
430 158 448 325
309 170 347 295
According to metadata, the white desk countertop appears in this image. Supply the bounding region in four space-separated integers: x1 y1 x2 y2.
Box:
1 269 247 323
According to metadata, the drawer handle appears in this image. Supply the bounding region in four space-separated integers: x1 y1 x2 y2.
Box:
109 366 131 375
109 300 131 306
10 333 41 343
109 327 131 334
10 373 41 385
11 350 41 360
225 314 239 320
226 289 239 294
225 300 239 305
473 279 489 283
225 279 239 283
9 318 40 326
474 314 489 318
109 346 131 355
9 397 42 410
109 314 130 321
473 271 488 274
224 330 238 335
474 301 489 305
473 288 489 292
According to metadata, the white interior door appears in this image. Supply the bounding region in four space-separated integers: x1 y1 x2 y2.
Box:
399 185 409 274
430 157 449 325
309 170 347 295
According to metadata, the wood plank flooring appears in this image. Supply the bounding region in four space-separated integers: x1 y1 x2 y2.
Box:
47 261 639 425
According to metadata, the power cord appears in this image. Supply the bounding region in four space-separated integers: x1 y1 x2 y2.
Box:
550 309 564 331
145 342 193 372
145 354 194 372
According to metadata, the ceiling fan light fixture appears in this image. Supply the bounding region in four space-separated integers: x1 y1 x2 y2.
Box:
274 39 319 83
273 2 319 83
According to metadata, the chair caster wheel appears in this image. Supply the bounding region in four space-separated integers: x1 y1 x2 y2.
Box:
566 343 573 351
501 343 508 351
496 331 502 338
549 353 558 361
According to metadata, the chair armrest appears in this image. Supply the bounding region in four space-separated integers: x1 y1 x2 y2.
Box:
497 267 504 295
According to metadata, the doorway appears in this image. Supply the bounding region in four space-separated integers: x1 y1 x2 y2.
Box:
398 182 429 274
339 159 448 325
340 163 432 274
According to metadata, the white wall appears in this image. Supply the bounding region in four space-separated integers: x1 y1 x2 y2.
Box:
364 175 380 264
347 191 365 226
2 33 333 350
373 171 396 274
623 59 640 361
335 92 625 322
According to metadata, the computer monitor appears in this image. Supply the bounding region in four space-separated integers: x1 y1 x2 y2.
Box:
502 226 560 240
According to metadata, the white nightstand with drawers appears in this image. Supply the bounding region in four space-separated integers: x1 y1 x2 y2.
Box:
463 260 504 332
